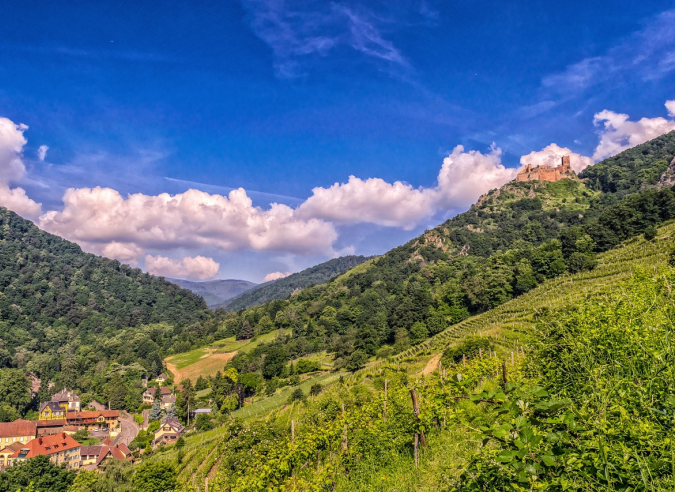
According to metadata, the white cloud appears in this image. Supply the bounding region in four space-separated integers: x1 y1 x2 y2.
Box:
297 145 522 229
0 117 29 184
434 145 518 209
0 183 42 219
37 145 49 161
145 254 220 280
298 176 435 230
520 143 593 173
0 117 42 219
593 104 675 160
666 100 675 117
38 186 338 260
100 242 145 265
263 271 292 282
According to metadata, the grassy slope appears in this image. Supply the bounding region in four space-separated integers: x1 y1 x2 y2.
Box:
151 223 673 490
164 329 290 381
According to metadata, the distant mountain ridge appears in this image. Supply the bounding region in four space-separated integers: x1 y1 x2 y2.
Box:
166 278 258 308
220 255 372 311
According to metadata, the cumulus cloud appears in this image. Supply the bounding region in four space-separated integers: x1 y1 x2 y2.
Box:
434 145 518 209
298 176 435 230
263 271 292 282
298 145 520 230
37 145 49 161
593 103 675 160
145 254 220 280
520 143 593 173
0 117 42 218
0 183 43 219
38 186 338 261
667 100 675 117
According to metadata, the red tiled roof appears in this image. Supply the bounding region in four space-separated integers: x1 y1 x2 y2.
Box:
0 419 37 439
12 433 80 459
35 419 67 428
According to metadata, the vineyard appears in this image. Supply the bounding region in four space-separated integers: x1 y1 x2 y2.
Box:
142 222 675 491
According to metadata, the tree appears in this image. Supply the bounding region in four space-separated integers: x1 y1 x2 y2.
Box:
0 455 76 492
262 346 288 379
195 376 208 391
107 373 128 410
238 321 254 340
132 462 177 492
149 397 163 421
309 383 322 396
288 388 305 403
0 369 31 414
195 413 214 432
345 350 369 372
175 379 195 424
644 225 657 240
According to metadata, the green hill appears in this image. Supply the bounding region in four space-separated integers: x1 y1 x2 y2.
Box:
220 255 371 311
131 221 675 491
0 206 212 384
166 278 258 308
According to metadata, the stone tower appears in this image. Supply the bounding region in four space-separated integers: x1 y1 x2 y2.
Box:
561 155 571 171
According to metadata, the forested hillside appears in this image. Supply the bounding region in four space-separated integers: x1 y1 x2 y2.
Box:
200 132 675 389
0 207 214 400
166 278 257 308
221 255 371 311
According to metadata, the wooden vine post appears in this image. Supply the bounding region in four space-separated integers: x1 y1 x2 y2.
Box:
502 361 507 389
341 403 348 451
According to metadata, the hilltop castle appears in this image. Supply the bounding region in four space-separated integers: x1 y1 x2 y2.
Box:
516 155 575 183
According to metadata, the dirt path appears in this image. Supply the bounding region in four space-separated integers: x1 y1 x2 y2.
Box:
421 353 443 375
166 349 238 382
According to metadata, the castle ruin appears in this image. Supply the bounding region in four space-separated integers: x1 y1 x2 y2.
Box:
516 155 575 183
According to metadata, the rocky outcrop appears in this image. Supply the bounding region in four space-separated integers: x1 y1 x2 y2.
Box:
657 157 675 189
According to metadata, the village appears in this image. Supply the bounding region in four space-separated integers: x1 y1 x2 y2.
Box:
0 372 204 472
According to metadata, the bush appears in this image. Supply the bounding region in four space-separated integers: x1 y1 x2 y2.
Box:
296 359 321 374
644 225 657 240
309 383 322 396
442 335 493 364
345 350 369 372
288 388 304 403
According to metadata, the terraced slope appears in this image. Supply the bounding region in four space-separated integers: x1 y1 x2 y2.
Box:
150 222 674 490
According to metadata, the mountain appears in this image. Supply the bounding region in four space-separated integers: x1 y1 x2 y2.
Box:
166 278 257 308
0 206 214 382
220 255 372 311
204 132 675 371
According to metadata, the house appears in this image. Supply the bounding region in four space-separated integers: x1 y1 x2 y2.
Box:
35 419 68 436
80 443 131 469
191 409 212 416
153 417 184 446
156 373 167 385
38 402 67 421
88 400 107 411
66 410 120 431
0 442 24 469
142 390 155 405
160 387 171 396
161 395 176 410
11 433 81 469
0 420 37 447
51 389 81 412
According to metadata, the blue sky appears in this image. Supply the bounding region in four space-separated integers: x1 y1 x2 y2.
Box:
1 1 674 282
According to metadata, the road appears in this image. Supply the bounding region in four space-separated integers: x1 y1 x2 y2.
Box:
113 411 139 447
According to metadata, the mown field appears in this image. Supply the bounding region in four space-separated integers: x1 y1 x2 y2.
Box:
145 222 675 491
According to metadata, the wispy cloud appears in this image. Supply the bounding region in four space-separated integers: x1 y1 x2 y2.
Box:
240 0 410 77
542 9 675 95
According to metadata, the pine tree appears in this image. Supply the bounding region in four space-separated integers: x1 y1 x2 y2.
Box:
149 398 162 421
238 321 254 340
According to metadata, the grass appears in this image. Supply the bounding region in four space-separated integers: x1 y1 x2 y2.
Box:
165 329 290 381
